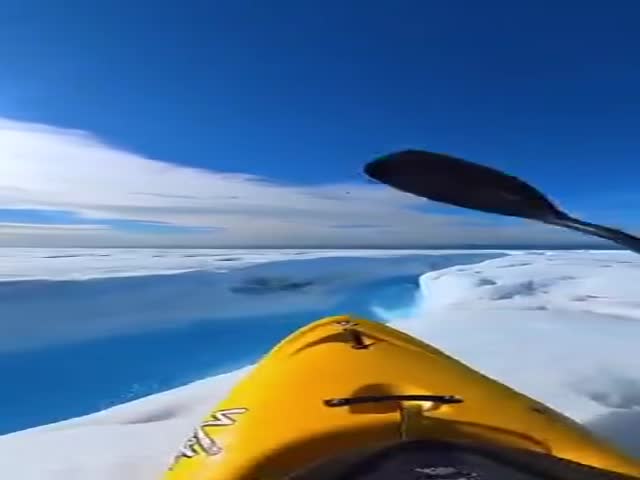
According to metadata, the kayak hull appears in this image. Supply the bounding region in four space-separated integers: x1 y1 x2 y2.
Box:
164 316 640 479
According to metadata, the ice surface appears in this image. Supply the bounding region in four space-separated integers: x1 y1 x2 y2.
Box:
1 249 640 479
0 250 502 352
0 247 520 281
0 368 250 480
0 249 503 433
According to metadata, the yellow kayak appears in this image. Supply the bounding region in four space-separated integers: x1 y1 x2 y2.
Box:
164 316 640 479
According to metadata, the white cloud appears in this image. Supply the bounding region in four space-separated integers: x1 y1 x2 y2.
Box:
0 117 590 247
0 223 109 231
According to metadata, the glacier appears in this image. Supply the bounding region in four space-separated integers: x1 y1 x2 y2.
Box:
1 248 640 480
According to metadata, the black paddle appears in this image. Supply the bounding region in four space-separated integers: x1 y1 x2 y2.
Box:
364 149 640 255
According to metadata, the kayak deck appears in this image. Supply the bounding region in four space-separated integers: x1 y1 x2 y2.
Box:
164 316 640 479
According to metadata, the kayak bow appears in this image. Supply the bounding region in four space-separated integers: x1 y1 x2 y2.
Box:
164 316 640 480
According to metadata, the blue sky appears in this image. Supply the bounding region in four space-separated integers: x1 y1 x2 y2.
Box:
0 1 639 247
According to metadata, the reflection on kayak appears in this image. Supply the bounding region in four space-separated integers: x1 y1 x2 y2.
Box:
163 316 640 479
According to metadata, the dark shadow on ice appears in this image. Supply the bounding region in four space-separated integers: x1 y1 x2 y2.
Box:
587 409 640 458
573 375 640 410
574 373 640 458
230 276 315 294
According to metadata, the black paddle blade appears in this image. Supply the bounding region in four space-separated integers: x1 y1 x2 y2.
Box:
364 150 564 221
365 149 640 255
